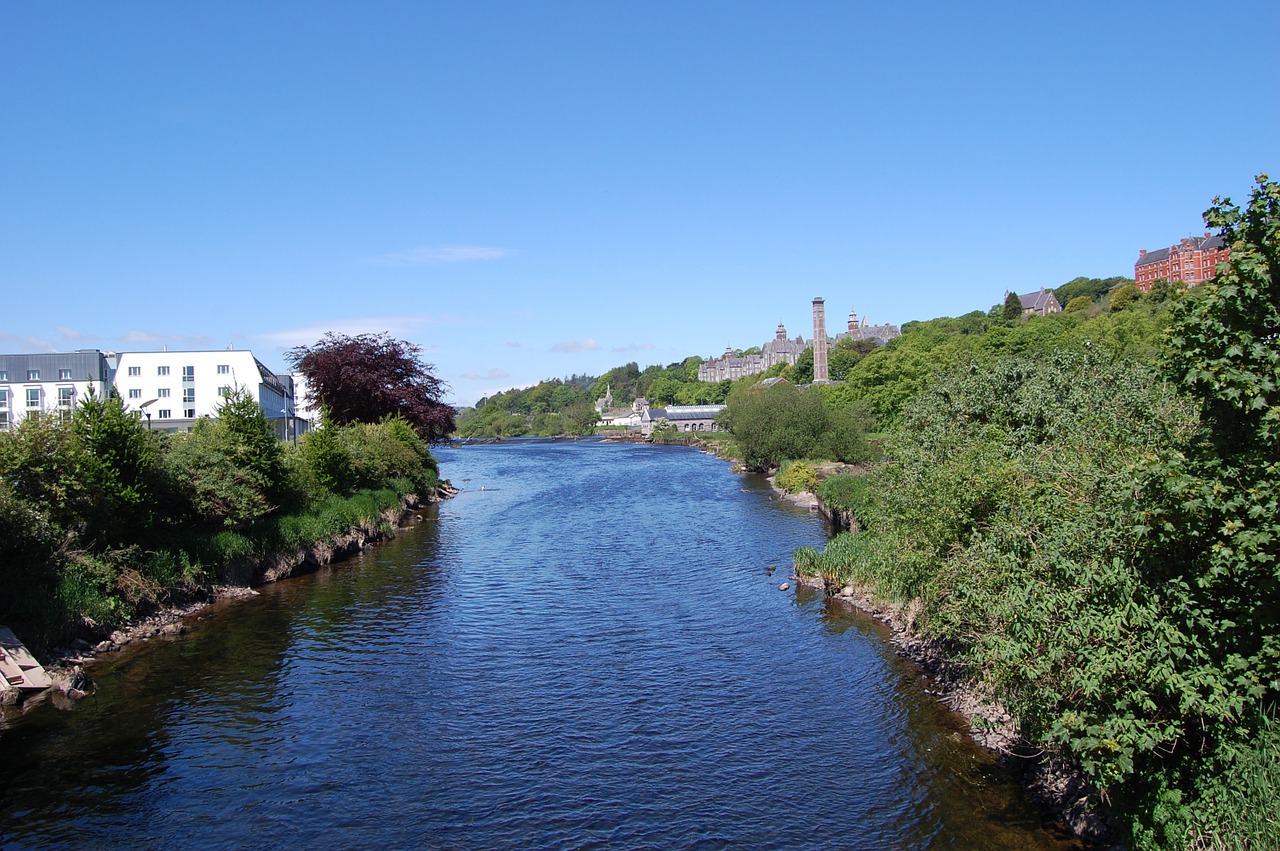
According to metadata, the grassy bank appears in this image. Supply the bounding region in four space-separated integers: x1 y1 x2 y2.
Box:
1 388 445 658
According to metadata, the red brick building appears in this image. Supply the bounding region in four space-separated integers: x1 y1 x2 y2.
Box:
1134 232 1229 291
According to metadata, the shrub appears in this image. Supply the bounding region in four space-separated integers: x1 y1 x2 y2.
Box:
776 460 819 494
1109 283 1140 311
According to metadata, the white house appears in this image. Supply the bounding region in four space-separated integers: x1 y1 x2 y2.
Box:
113 349 304 439
0 350 113 429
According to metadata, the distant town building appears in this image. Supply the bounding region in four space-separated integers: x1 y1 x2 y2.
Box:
837 309 901 345
1134 232 1230 291
594 384 614 414
642 404 726 436
599 396 647 429
1012 288 1063 317
0 350 113 428
697 323 806 383
697 301 900 384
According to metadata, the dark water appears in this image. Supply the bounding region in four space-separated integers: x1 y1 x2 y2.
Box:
0 441 1076 849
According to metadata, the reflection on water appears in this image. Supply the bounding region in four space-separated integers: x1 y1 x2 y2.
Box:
0 441 1078 849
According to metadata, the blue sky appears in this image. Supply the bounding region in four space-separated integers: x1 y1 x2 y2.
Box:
2 2 1276 406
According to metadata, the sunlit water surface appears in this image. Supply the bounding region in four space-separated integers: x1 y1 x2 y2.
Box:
0 441 1078 849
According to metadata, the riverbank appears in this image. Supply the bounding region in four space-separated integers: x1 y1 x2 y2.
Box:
793 569 1112 845
780 468 1115 847
14 485 457 713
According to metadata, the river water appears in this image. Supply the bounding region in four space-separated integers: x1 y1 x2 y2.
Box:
0 441 1077 849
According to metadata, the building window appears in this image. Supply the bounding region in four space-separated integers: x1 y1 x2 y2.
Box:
183 388 195 404
182 366 195 380
158 366 170 376
158 409 171 419
59 369 73 380
158 388 170 398
0 371 7 381
128 388 142 399
58 387 74 407
183 408 195 418
27 370 39 381
219 386 232 397
26 388 41 408
217 364 230 375
128 366 141 377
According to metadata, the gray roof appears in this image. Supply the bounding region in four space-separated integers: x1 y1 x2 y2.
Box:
651 404 726 421
1018 290 1061 312
0 350 111 383
1136 233 1227 267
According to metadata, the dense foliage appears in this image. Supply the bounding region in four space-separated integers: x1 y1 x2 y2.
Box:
719 379 875 470
456 376 599 438
288 332 456 441
0 388 441 654
796 175 1280 849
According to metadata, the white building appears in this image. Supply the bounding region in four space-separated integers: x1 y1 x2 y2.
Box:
0 350 113 429
113 349 303 439
290 371 321 430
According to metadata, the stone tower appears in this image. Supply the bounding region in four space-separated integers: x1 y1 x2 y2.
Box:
812 297 828 383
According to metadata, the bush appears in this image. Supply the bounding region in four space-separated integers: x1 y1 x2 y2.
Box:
815 474 874 520
775 460 818 494
722 382 873 469
798 350 1205 804
1109 283 1140 311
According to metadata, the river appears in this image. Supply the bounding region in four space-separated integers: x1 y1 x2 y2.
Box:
0 440 1078 849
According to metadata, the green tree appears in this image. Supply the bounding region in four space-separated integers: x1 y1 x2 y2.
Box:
72 386 165 545
722 382 852 469
1064 295 1092 313
1002 290 1024 322
791 346 814 384
0 411 87 530
166 388 294 531
1129 174 1280 844
563 399 601 435
1109 283 1140 311
1054 275 1133 306
294 422 354 496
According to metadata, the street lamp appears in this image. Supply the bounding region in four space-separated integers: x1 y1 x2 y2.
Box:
139 397 159 430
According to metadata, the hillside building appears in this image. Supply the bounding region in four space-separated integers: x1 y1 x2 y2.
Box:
838 309 901 345
1014 288 1063 317
697 323 806 383
1135 232 1229 291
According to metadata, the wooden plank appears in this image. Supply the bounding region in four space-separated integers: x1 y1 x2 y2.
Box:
0 626 53 691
